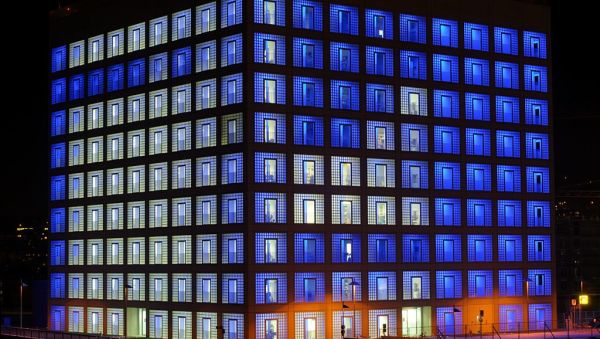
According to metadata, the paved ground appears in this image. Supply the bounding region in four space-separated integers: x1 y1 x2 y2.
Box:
439 329 600 339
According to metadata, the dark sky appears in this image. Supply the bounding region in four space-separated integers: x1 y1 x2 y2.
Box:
0 1 598 230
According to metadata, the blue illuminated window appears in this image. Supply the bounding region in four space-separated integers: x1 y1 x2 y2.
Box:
434 162 460 190
331 80 359 110
367 121 395 150
222 33 243 66
528 270 552 296
52 46 67 73
528 304 552 330
87 69 103 96
433 54 459 83
255 33 285 65
366 46 393 76
526 133 549 159
495 27 518 55
464 58 489 86
294 233 324 263
400 14 426 44
468 270 492 297
435 199 461 226
50 208 65 233
256 233 286 264
366 84 393 113
528 235 551 261
293 116 323 146
50 240 65 265
256 273 286 304
524 65 548 92
255 112 286 144
366 9 392 39
107 64 124 92
255 73 285 104
526 167 550 193
128 59 145 87
50 175 65 201
495 61 519 89
436 271 462 299
222 273 244 304
434 126 460 154
51 110 66 136
368 272 396 301
293 0 322 30
435 234 461 262
368 234 396 263
255 0 285 26
401 123 428 152
222 0 242 28
465 128 491 156
499 306 523 332
497 165 521 192
255 152 286 183
499 270 523 297
496 96 520 123
222 193 243 224
295 273 325 302
293 37 323 69
498 200 522 227
402 234 429 263
255 193 286 223
50 273 65 298
172 47 191 77
468 235 492 262
498 235 522 261
464 23 489 51
51 78 66 104
50 306 65 331
434 90 459 118
402 271 430 300
400 50 427 80
467 200 492 227
69 74 84 100
496 130 521 158
433 18 458 47
466 164 491 191
332 233 361 263
331 118 359 148
401 160 428 189
527 201 550 227
222 73 243 105
330 4 358 35
330 42 358 73
294 77 323 107
50 143 66 169
465 93 490 121
524 31 547 59
525 99 548 126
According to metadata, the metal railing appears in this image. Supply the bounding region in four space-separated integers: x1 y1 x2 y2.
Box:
491 325 502 339
543 322 556 339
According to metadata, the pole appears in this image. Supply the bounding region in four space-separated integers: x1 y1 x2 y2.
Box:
580 281 583 328
19 279 22 328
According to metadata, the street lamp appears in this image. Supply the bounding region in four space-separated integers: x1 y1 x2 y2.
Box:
341 303 349 338
525 278 533 330
19 279 27 328
350 281 359 338
452 306 461 339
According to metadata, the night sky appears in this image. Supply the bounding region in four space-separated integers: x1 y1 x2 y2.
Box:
0 1 598 232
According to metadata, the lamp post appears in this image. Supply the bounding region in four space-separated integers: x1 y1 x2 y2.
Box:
341 303 349 338
452 306 461 339
19 279 27 328
525 278 533 331
350 281 360 338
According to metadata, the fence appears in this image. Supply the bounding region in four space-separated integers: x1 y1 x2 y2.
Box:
0 327 118 339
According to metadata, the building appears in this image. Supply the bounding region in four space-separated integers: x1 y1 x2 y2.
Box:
48 0 554 337
556 183 600 324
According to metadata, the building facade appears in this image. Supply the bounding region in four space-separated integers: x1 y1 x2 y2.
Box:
48 0 554 337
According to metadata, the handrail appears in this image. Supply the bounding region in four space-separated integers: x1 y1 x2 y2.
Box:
436 327 447 339
543 322 556 339
491 324 502 339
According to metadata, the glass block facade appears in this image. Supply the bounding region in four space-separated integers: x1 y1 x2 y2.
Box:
49 0 554 337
